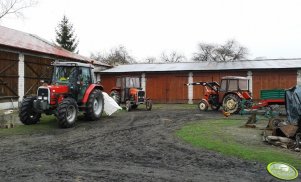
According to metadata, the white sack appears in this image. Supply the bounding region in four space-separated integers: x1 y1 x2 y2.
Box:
103 92 122 116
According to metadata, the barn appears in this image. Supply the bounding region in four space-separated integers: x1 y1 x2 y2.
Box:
0 26 110 109
98 59 301 104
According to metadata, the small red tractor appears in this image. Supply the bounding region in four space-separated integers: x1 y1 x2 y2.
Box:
187 76 253 114
110 76 152 111
19 61 104 128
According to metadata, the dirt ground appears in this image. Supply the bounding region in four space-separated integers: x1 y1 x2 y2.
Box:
0 105 294 182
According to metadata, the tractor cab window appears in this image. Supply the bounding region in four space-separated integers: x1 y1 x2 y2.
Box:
220 80 227 91
80 67 92 84
52 66 78 84
228 80 238 91
238 79 249 90
125 77 140 88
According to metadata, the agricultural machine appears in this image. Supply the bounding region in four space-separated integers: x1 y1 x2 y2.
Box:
187 76 252 114
19 61 104 128
110 76 152 111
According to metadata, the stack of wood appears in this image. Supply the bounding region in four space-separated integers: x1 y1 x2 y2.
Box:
262 118 300 151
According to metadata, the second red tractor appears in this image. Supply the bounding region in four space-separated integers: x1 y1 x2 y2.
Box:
187 76 253 114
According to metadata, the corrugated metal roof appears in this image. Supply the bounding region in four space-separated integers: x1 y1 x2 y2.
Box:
0 25 111 67
100 59 301 73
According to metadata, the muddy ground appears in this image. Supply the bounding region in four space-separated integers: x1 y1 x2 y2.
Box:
0 105 292 182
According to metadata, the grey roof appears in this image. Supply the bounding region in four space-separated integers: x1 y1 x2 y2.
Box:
100 59 301 73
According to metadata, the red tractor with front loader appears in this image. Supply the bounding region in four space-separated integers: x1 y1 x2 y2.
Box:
19 61 104 128
187 76 253 114
110 76 152 111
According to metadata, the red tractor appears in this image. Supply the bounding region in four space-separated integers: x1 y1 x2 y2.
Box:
109 76 152 111
187 76 252 114
19 61 104 128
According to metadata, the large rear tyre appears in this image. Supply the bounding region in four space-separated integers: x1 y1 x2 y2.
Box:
57 98 78 128
110 90 121 105
19 96 41 125
222 94 241 114
85 89 104 121
198 100 209 111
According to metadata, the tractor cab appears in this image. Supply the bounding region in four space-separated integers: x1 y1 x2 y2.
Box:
219 76 251 102
110 76 152 111
219 76 252 113
52 62 94 102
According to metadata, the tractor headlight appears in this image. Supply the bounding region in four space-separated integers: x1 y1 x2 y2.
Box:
43 96 48 101
38 96 42 100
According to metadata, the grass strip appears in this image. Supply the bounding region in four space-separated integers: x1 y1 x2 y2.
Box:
176 119 301 169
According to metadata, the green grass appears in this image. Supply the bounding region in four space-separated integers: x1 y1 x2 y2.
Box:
0 114 58 136
176 119 301 170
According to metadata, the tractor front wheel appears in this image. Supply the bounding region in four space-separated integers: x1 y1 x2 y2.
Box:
222 94 241 114
198 100 209 111
19 96 41 125
110 90 121 105
85 89 104 121
57 98 78 128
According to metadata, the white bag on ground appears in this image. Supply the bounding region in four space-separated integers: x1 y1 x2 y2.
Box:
103 92 122 116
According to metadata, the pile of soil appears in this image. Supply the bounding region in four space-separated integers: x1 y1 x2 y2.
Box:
0 105 290 181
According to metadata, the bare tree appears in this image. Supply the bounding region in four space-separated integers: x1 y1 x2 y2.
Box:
145 57 156 63
91 46 136 66
0 0 37 20
193 39 248 62
160 51 186 63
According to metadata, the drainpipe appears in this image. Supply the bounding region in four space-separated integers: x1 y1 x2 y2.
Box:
18 53 25 102
141 73 146 91
247 71 253 94
188 72 193 104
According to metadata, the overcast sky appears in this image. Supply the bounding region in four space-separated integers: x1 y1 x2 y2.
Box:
1 0 301 62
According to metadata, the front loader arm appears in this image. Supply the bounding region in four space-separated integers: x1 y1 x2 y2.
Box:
186 81 220 92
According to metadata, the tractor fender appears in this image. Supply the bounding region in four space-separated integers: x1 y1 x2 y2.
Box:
223 92 243 100
82 84 103 104
201 98 210 106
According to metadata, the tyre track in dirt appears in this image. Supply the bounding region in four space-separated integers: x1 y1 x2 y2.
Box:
0 107 280 181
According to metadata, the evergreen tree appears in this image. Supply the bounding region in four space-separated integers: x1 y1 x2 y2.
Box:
55 15 79 52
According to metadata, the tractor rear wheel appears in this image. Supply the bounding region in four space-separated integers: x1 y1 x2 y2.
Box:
222 94 241 114
57 98 78 128
19 96 41 125
110 90 121 105
198 100 208 111
146 100 152 111
85 89 104 121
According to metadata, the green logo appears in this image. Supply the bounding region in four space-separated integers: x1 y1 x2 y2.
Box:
267 162 298 180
